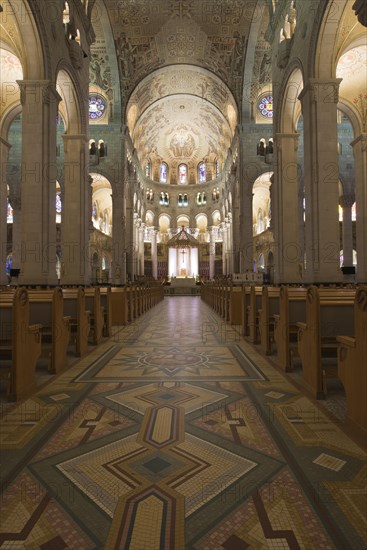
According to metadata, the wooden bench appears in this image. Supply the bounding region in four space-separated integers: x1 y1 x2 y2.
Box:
229 286 243 326
27 288 71 374
337 287 367 439
297 286 355 399
100 286 112 336
273 286 307 371
62 287 90 357
259 286 280 355
85 287 104 345
110 287 128 326
247 286 263 343
0 288 41 400
241 285 250 336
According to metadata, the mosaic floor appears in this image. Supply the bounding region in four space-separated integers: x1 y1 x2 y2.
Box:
0 297 366 549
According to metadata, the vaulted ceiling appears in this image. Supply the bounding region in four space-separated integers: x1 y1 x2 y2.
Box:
91 0 269 171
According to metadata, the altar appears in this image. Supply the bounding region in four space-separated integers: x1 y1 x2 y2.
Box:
170 276 196 288
167 226 200 279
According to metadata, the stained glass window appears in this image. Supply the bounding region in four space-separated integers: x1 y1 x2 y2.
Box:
258 95 273 118
7 200 13 223
178 164 187 184
215 159 219 178
92 202 98 220
89 95 107 121
102 256 107 270
56 194 62 214
198 162 206 183
160 162 168 183
145 160 151 178
6 254 12 275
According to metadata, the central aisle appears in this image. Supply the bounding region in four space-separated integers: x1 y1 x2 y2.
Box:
1 297 366 549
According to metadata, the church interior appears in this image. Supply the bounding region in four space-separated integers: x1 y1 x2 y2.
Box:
0 0 366 548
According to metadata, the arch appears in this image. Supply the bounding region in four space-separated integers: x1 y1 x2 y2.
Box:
212 210 221 225
252 171 273 236
279 66 304 134
177 214 190 227
4 0 44 80
158 213 171 234
196 213 208 233
90 172 112 235
145 210 154 226
56 68 83 134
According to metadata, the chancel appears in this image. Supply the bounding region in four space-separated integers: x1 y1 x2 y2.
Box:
167 226 199 281
0 1 366 548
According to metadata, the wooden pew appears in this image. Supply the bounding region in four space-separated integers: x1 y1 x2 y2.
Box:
85 287 104 345
110 287 128 326
62 287 90 357
27 288 71 374
337 287 367 439
241 285 250 336
259 286 280 355
100 286 112 336
229 286 243 326
247 286 263 343
0 288 41 400
273 286 307 371
297 286 355 398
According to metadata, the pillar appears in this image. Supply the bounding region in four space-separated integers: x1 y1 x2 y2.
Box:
209 226 215 279
221 221 227 275
351 134 367 283
151 228 158 279
139 222 145 275
227 213 234 274
61 134 90 284
0 138 11 285
17 80 60 285
299 78 342 283
111 137 127 285
273 133 301 283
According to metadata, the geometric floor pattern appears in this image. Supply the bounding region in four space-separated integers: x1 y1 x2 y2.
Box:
0 297 366 549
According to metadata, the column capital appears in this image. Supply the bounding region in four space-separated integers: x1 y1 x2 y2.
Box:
298 78 342 104
16 80 62 106
339 195 355 208
275 133 299 152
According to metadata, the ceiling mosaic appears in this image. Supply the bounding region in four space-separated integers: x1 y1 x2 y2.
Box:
95 0 262 170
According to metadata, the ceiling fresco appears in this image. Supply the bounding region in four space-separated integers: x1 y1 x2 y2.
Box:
92 0 266 171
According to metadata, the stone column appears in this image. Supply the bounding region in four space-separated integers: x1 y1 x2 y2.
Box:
351 134 367 283
17 80 60 285
239 166 254 273
151 228 158 279
125 203 134 281
139 222 145 275
61 134 90 284
209 226 216 279
111 137 127 285
133 213 139 278
221 221 227 275
0 138 11 284
273 133 301 283
227 213 234 274
111 189 126 285
339 195 354 267
299 79 342 283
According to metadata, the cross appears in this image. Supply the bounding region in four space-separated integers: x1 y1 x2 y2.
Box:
180 249 186 263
